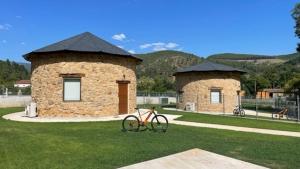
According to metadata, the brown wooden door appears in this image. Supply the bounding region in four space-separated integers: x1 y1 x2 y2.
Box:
118 83 128 114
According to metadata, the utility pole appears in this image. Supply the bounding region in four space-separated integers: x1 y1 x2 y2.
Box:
254 80 257 97
297 95 300 122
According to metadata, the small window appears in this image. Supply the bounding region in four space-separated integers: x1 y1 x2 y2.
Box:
211 89 221 104
178 91 184 103
63 78 81 101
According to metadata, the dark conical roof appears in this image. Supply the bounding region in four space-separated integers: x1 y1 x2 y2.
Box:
174 61 246 75
23 32 142 61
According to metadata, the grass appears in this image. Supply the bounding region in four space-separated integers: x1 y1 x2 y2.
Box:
157 106 300 132
1 107 300 169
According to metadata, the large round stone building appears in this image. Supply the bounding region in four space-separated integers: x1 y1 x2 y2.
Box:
24 32 142 117
174 61 245 113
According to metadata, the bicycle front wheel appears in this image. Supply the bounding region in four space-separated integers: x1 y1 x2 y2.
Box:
151 115 168 132
240 109 245 117
122 115 140 132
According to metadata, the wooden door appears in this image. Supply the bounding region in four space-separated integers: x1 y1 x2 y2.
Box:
118 83 128 114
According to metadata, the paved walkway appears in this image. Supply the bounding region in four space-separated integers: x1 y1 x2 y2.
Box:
163 108 286 119
2 110 180 123
170 120 300 138
119 148 268 169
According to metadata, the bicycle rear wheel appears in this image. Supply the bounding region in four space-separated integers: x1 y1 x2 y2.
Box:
233 109 238 116
122 115 140 132
151 115 168 132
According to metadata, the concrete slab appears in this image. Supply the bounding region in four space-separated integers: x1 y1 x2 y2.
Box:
170 120 300 138
119 148 268 169
2 109 181 123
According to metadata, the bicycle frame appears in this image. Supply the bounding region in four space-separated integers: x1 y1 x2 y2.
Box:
136 108 157 125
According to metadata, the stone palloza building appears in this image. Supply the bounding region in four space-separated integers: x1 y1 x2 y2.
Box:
23 32 142 117
174 61 245 113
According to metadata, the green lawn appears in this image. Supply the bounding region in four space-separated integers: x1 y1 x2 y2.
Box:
158 107 300 132
1 107 300 169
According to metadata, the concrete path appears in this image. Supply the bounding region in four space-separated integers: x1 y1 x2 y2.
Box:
170 120 300 138
163 108 283 118
2 110 180 123
119 148 268 169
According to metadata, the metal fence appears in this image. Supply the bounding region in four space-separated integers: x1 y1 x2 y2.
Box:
138 92 300 122
241 96 300 121
137 91 177 97
137 92 177 105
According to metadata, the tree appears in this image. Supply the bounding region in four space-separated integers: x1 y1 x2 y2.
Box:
152 76 175 92
137 76 155 92
292 3 300 52
284 74 300 95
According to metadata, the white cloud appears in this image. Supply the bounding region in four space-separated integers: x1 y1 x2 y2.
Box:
153 46 167 51
0 24 12 30
112 33 126 41
152 42 165 46
117 45 124 49
2 40 7 43
140 43 152 49
128 50 136 54
21 42 26 45
140 42 180 51
165 42 179 49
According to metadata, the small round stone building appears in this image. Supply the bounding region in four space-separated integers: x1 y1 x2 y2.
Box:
174 61 245 113
24 32 142 117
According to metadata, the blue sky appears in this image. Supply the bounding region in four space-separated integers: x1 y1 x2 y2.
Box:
0 0 299 62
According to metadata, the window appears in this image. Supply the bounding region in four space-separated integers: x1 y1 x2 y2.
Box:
210 89 221 104
178 91 184 103
63 78 81 101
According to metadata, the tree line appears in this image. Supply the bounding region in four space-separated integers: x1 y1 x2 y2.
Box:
0 59 30 94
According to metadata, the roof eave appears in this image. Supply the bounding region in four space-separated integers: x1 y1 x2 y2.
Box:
173 70 247 76
23 50 143 62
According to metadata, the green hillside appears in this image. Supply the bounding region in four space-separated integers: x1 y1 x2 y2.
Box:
136 50 203 78
0 60 30 93
135 50 203 92
207 53 273 60
17 62 31 72
207 52 299 61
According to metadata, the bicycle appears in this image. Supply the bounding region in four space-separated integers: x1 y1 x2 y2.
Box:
122 107 168 132
233 106 245 117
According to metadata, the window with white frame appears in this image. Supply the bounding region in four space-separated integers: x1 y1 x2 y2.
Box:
63 78 81 101
210 89 221 104
178 91 184 103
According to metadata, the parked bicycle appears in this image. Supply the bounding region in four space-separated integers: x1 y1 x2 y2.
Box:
233 106 245 117
122 107 168 132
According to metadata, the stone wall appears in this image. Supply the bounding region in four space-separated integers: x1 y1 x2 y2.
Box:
176 72 241 113
30 52 138 117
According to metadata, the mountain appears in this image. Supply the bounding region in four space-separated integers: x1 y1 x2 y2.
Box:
136 50 203 78
17 62 31 72
0 60 30 88
207 53 274 60
207 53 299 64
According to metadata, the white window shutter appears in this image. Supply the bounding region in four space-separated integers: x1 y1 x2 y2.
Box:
211 91 220 104
64 79 81 101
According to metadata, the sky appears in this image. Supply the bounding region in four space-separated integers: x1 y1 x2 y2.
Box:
0 0 299 62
